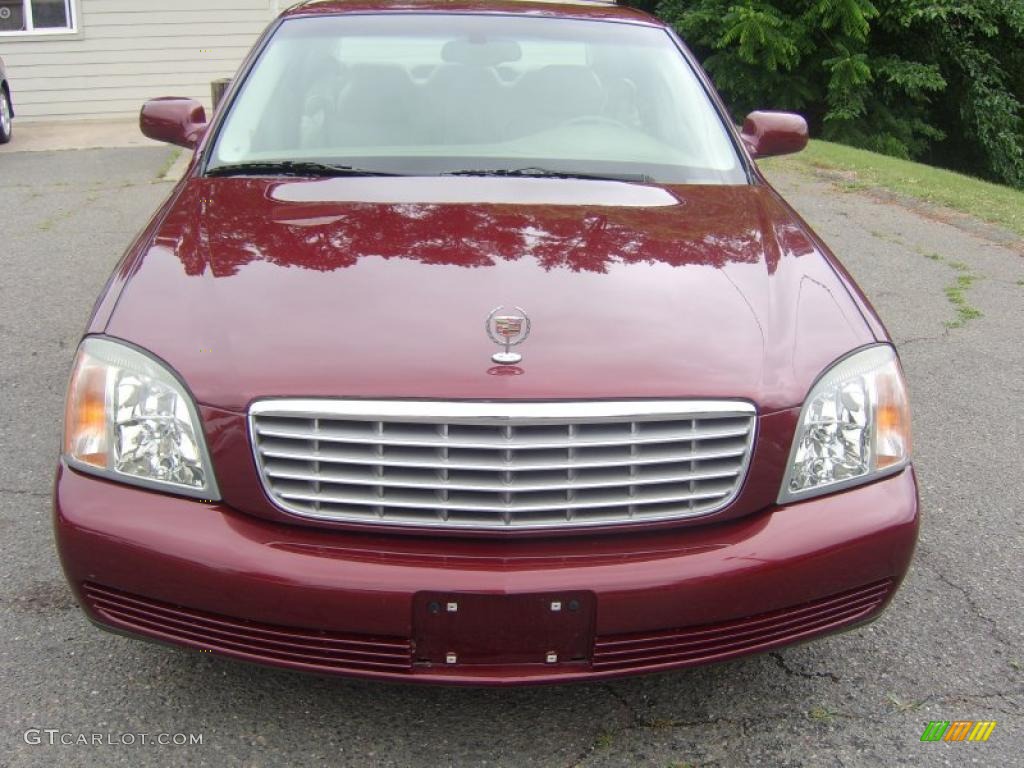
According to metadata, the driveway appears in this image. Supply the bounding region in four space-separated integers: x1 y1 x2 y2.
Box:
1 146 1021 767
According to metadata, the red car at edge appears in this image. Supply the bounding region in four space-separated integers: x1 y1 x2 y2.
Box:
54 0 918 684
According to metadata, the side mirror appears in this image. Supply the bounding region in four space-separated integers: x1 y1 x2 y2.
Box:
740 111 808 158
140 98 208 149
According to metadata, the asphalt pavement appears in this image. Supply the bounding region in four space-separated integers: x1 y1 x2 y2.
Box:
0 146 1021 767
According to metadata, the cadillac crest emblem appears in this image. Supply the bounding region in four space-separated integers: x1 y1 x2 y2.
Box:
486 306 531 365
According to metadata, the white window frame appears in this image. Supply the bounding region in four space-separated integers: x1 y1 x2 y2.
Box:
0 0 79 37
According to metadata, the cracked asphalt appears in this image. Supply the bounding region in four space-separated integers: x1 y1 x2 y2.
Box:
1 147 1021 767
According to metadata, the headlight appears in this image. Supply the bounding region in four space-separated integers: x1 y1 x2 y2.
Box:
63 337 219 499
779 344 911 503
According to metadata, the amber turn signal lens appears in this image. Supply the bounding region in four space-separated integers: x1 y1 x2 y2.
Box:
875 371 912 470
64 353 109 469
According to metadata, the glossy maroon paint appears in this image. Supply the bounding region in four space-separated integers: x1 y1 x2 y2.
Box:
55 463 918 684
139 97 208 149
280 0 659 24
55 0 920 683
741 111 809 158
99 177 875 412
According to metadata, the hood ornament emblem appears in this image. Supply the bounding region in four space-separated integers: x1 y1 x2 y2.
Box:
486 306 531 365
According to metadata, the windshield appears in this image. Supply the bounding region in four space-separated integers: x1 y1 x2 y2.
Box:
209 14 746 184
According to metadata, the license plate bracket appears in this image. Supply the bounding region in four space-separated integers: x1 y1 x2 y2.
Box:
413 591 595 666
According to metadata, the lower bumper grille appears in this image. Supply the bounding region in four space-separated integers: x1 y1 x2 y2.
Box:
82 583 413 674
83 579 892 680
592 580 893 672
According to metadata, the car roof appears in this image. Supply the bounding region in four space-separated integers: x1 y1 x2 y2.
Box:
280 0 661 25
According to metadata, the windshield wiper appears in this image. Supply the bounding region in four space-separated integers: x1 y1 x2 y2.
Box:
206 161 403 178
445 167 654 183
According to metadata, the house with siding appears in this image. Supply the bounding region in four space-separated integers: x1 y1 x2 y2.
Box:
0 0 280 121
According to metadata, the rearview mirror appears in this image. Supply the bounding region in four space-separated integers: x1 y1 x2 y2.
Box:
740 111 808 158
140 98 208 149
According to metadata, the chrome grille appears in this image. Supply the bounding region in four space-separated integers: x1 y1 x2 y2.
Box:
249 400 756 530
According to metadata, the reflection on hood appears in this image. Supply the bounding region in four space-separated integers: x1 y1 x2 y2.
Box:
157 177 773 278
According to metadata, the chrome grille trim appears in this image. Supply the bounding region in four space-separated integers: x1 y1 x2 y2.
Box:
249 400 757 530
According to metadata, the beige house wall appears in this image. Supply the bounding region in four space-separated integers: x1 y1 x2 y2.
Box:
0 0 279 121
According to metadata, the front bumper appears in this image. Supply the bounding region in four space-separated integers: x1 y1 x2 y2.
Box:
54 463 919 685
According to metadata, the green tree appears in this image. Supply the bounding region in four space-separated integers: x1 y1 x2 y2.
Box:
649 0 1024 188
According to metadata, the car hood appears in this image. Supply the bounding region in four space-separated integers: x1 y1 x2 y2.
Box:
102 176 876 412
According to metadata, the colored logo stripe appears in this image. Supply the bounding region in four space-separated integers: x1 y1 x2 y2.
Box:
944 721 973 741
921 720 996 742
920 721 949 742
968 721 997 742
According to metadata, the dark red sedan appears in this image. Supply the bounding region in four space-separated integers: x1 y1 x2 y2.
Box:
55 0 918 684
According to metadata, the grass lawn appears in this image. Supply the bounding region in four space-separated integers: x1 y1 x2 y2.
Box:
761 139 1024 237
